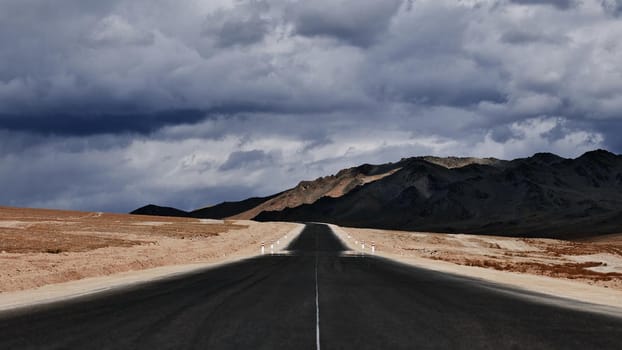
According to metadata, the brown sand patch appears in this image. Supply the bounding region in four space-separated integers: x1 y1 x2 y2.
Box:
0 230 139 254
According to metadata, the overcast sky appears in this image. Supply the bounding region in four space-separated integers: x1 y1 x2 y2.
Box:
1 0 622 212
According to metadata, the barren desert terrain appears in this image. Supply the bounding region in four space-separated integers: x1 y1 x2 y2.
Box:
338 226 622 290
0 206 300 293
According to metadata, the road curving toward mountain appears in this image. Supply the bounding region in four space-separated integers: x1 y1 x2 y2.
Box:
1 223 622 349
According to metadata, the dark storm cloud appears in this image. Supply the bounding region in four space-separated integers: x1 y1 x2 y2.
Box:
206 16 270 47
587 119 622 151
509 0 578 9
202 0 273 47
489 125 517 143
501 30 569 45
288 0 403 47
0 110 207 136
601 0 622 15
1 0 619 137
362 2 508 108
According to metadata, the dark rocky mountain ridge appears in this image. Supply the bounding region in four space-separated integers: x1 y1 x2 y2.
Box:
133 150 622 239
131 204 191 218
257 150 622 238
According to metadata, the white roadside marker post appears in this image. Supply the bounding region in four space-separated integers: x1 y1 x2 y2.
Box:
371 241 375 255
270 243 274 254
362 240 365 250
261 242 265 255
277 239 280 245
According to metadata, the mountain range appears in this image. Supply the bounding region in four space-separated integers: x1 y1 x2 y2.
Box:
132 150 622 239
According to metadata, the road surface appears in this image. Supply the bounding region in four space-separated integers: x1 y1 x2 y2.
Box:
1 223 622 349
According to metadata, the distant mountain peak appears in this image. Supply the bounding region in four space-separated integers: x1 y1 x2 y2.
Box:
530 152 566 163
579 149 618 160
131 204 190 217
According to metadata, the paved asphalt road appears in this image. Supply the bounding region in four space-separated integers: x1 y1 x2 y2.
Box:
1 223 622 349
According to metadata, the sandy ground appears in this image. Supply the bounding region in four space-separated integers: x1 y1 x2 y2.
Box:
331 225 622 311
0 206 302 306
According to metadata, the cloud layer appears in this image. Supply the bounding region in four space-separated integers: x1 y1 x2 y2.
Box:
0 0 620 212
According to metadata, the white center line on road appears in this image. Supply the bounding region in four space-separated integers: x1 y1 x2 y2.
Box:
315 253 321 350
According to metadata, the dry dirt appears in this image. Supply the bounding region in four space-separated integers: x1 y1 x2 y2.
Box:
0 206 299 293
339 226 622 291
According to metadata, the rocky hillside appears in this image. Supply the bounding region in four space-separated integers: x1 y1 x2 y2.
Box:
132 161 403 220
227 163 402 219
257 150 622 239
